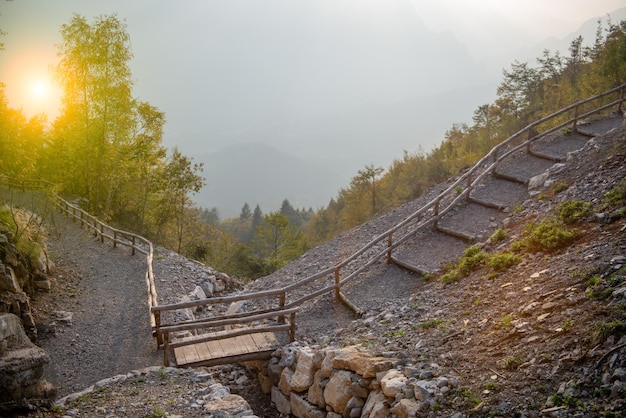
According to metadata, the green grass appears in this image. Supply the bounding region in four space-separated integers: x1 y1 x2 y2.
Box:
512 217 578 253
556 200 591 224
488 252 521 272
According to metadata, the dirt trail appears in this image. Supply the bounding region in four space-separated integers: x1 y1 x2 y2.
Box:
32 207 160 396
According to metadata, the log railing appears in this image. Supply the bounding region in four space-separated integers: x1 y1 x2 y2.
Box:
3 84 625 360
151 83 626 337
0 178 159 331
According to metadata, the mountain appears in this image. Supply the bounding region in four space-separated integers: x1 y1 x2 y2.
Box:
196 142 350 219
193 83 497 218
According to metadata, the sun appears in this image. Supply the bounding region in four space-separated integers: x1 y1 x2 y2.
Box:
31 79 50 99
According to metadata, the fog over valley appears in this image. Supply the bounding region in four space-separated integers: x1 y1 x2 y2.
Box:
1 0 625 217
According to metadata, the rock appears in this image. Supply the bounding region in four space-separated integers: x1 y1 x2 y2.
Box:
271 386 291 415
290 346 321 392
324 370 354 413
307 370 326 408
34 279 52 291
52 310 73 325
0 313 55 412
279 366 294 396
290 393 325 418
529 172 550 190
0 266 21 293
190 285 207 301
199 280 215 297
390 398 420 418
330 346 397 378
380 369 407 398
361 389 390 418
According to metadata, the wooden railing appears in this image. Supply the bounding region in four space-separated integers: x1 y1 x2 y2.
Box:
0 177 159 331
151 83 626 337
3 84 625 363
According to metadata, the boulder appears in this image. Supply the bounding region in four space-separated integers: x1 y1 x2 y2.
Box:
290 393 325 418
291 346 322 392
324 370 353 413
271 385 291 415
380 369 407 398
0 313 55 411
330 346 396 378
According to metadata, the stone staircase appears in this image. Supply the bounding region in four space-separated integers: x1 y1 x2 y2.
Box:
390 114 624 276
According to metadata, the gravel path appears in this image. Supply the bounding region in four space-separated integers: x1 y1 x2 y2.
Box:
35 211 161 396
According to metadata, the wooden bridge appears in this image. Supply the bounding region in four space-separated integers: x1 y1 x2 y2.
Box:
3 84 625 368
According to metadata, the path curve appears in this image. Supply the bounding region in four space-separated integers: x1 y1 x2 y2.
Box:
36 206 160 396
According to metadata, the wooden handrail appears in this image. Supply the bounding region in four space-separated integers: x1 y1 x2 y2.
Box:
154 84 625 320
0 177 160 332
3 84 625 351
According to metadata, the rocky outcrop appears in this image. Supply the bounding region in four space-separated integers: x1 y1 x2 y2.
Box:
0 208 56 412
0 312 55 411
253 343 459 417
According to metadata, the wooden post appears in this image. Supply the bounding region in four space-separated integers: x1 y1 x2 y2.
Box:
619 86 625 114
154 311 162 348
289 312 296 342
386 233 393 264
572 104 580 133
526 128 533 153
99 224 104 243
466 172 472 201
113 231 118 248
334 269 340 301
278 292 286 324
163 332 170 367
433 199 440 230
131 236 136 256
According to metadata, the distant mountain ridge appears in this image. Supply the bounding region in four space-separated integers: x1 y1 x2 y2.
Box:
197 142 346 218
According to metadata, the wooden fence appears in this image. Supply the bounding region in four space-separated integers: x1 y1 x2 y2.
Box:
152 83 626 336
2 83 625 361
0 177 159 331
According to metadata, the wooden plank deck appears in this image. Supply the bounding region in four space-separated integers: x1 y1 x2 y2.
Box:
173 331 284 368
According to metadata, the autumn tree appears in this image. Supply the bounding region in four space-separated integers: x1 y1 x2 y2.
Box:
253 211 303 273
155 147 205 253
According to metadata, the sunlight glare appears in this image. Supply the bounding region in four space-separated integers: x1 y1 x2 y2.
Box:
31 79 50 100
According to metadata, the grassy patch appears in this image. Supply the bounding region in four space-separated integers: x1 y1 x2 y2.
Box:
556 200 591 224
594 319 626 344
501 354 523 371
488 251 521 272
512 217 578 253
420 318 445 330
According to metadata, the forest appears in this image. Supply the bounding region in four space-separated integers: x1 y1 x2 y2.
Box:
1 15 625 280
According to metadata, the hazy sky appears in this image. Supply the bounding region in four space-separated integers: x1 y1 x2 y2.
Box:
1 0 624 214
1 0 623 121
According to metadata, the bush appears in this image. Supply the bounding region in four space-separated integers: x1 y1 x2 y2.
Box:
604 180 626 208
457 245 488 276
557 200 591 224
488 228 507 243
488 252 521 272
514 218 578 253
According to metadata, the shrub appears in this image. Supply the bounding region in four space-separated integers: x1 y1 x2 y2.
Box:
514 218 578 253
457 245 488 276
489 228 507 243
557 200 591 224
501 354 522 370
594 319 626 344
604 180 626 208
488 252 521 272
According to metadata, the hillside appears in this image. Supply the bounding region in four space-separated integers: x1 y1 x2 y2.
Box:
18 116 625 417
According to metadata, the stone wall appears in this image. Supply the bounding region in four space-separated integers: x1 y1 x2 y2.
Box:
250 343 460 418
